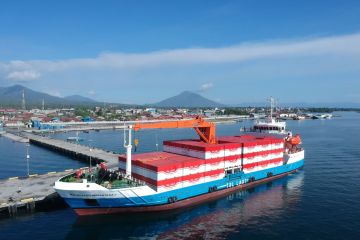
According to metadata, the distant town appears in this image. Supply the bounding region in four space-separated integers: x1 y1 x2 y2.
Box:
0 84 357 132
0 104 343 132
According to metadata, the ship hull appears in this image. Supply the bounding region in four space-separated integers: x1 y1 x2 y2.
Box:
71 159 304 216
75 169 299 216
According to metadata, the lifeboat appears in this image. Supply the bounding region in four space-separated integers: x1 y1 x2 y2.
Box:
288 135 301 145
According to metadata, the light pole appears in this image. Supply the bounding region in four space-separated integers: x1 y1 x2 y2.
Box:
88 139 93 170
26 143 30 176
89 147 92 170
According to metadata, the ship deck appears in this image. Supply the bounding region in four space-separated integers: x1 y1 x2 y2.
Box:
59 168 145 189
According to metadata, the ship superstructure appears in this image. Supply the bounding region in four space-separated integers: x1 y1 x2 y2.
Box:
251 97 288 136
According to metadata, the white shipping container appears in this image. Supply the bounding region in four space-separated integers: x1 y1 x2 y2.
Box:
205 161 225 171
243 160 283 173
157 181 183 192
243 144 276 154
164 145 226 159
224 147 242 156
182 164 206 175
224 157 242 168
182 176 205 187
204 172 225 182
242 152 283 164
118 161 183 180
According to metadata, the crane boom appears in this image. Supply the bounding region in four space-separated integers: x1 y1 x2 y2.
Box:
133 116 217 144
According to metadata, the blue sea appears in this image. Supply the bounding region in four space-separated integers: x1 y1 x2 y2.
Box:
0 112 360 239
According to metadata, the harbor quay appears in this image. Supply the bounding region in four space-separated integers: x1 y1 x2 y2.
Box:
0 132 119 218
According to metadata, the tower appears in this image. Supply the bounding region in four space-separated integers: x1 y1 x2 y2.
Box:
22 89 26 110
42 98 45 111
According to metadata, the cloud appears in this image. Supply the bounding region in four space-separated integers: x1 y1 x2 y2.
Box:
199 83 214 92
1 33 360 79
87 90 96 96
47 90 62 97
6 70 41 81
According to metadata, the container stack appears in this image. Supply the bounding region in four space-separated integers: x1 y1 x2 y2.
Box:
164 135 284 173
217 135 284 173
118 135 284 191
118 152 224 191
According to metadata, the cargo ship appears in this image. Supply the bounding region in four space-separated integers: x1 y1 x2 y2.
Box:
54 115 304 216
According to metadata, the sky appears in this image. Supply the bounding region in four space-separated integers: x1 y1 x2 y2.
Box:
0 0 360 105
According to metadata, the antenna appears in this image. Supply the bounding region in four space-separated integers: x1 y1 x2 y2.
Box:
269 96 274 121
22 89 26 110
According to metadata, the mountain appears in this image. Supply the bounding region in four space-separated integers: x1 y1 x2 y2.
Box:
64 95 96 103
154 91 226 108
0 85 97 108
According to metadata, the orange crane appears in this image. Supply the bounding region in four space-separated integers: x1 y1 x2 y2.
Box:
133 116 217 144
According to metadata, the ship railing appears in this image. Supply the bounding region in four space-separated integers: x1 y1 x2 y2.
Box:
287 147 304 154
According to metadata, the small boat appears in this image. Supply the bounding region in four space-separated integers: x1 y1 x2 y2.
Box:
66 136 83 142
311 115 320 119
323 114 332 119
293 116 306 120
312 114 332 119
67 132 83 142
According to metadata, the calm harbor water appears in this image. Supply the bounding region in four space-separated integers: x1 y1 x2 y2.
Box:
1 112 360 239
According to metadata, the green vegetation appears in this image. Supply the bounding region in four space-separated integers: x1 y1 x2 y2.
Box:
74 108 92 117
306 108 360 113
222 108 249 115
305 108 333 113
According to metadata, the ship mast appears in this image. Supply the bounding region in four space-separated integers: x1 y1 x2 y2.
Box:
269 97 275 122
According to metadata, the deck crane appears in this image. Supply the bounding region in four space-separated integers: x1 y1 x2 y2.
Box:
133 116 217 144
123 116 217 178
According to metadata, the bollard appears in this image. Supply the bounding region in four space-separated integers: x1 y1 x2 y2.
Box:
8 204 18 217
26 201 35 213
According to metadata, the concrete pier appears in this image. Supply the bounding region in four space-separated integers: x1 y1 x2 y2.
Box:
0 132 29 143
0 171 72 217
24 133 119 168
0 133 121 217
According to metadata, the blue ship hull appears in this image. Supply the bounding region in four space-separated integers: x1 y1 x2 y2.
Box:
64 159 304 215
